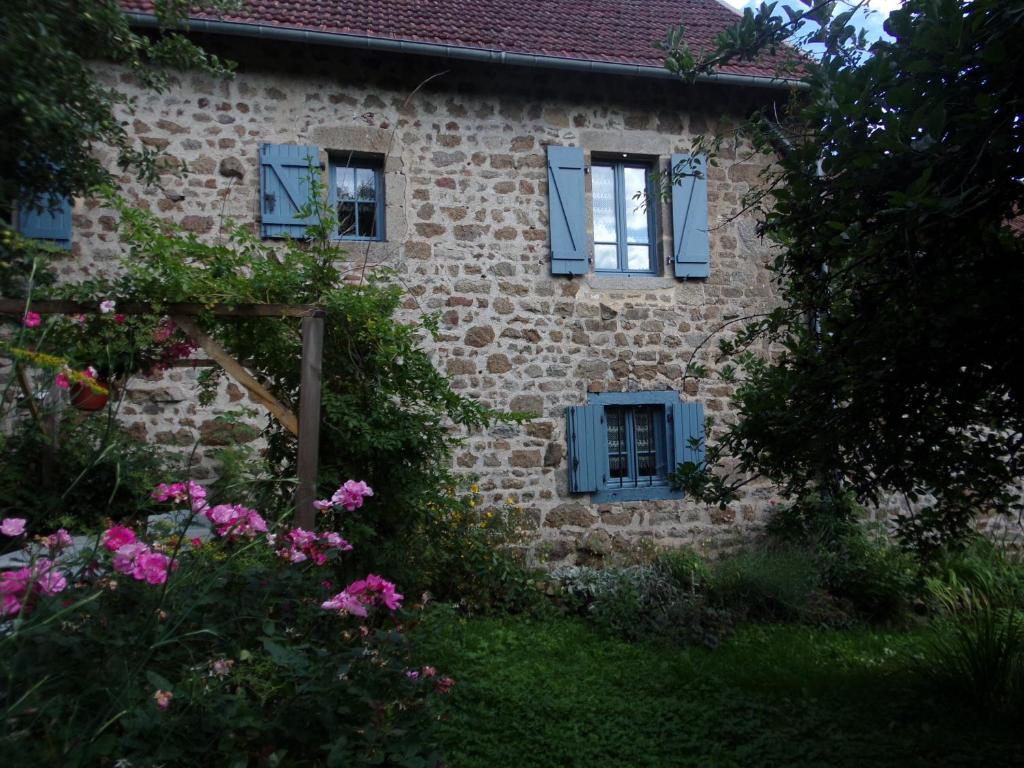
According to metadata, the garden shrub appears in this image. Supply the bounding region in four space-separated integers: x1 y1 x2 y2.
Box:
0 480 452 767
707 545 833 624
402 489 544 614
654 546 710 592
553 564 730 647
767 494 917 623
0 415 170 536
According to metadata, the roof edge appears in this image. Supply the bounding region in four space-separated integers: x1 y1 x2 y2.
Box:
126 12 805 91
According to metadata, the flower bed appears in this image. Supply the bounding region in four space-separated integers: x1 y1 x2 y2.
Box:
0 481 452 766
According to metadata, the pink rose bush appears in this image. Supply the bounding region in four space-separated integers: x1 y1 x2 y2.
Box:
1 477 455 765
314 480 374 512
4 478 394 622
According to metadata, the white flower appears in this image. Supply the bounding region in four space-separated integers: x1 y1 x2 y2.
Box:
99 299 116 314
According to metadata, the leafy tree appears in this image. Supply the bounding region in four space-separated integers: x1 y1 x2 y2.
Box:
0 0 233 213
663 0 1024 553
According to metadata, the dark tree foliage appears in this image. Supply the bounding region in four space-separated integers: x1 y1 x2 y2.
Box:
0 0 234 212
664 0 1024 552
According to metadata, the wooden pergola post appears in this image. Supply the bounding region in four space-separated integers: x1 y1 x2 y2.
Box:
0 298 326 528
295 314 324 529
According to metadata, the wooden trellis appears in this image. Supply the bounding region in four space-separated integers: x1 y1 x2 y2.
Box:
0 298 325 529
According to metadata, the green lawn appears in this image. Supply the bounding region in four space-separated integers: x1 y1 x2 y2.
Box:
414 609 1022 768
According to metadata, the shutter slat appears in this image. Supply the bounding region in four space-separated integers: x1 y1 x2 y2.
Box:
260 143 321 238
547 145 588 276
567 403 601 493
17 196 72 249
670 153 709 278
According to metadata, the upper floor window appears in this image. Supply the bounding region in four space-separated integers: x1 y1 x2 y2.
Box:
330 158 384 241
591 161 656 275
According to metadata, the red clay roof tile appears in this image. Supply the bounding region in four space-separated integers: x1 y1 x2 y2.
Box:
122 0 790 79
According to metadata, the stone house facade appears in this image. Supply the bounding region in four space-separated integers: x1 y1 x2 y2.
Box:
21 1 797 561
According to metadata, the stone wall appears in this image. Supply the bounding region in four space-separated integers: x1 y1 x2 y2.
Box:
58 38 788 562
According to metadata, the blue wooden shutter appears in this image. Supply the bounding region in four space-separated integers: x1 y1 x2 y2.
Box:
670 153 709 278
672 400 706 473
260 144 321 238
17 196 72 249
566 404 603 493
547 145 588 275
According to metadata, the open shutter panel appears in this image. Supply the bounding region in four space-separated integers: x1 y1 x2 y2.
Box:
547 145 588 276
670 153 709 278
566 404 603 493
672 400 706 472
17 196 72 249
260 143 321 238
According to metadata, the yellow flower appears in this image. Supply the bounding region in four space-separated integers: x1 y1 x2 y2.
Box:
470 484 479 494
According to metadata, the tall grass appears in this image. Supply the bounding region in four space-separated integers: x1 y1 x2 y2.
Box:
925 550 1024 714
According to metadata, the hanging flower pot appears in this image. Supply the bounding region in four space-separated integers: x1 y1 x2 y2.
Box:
69 381 110 412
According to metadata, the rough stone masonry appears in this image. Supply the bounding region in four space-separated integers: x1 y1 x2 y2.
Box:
58 38 789 562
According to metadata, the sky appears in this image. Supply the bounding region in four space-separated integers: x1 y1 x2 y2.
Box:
716 0 902 44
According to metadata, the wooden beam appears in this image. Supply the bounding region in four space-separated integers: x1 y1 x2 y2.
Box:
295 314 325 530
0 298 325 319
170 314 299 437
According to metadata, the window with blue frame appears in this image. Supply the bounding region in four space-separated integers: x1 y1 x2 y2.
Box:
566 391 705 503
330 158 384 240
591 160 656 274
606 404 669 488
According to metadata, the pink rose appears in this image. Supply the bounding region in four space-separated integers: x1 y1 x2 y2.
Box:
330 479 374 512
136 551 172 585
33 559 68 596
1 518 27 537
99 300 116 314
320 590 368 617
55 371 71 390
153 690 173 710
22 311 41 328
43 528 73 551
102 525 136 552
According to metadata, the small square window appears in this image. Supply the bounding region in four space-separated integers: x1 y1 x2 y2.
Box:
591 160 656 274
566 391 704 503
329 157 384 241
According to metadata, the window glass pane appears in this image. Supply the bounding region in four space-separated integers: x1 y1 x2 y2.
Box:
356 168 376 201
338 201 356 237
623 167 650 244
335 167 355 200
357 202 377 238
607 408 628 479
591 165 618 243
627 245 651 272
595 244 618 271
634 408 655 477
